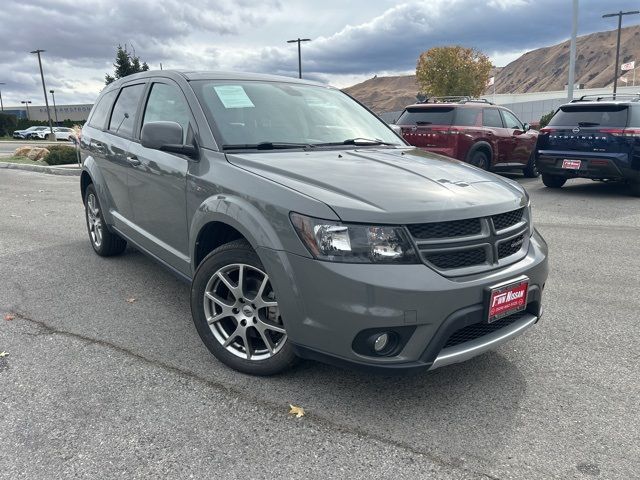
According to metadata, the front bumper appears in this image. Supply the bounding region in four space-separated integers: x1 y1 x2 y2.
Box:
258 229 548 371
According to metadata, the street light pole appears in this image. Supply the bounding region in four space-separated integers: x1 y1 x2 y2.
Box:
567 0 578 101
30 49 55 138
603 10 639 95
21 100 32 120
49 89 59 125
0 82 5 112
286 38 311 79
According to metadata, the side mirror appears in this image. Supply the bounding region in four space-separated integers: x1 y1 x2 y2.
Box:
390 124 402 135
523 123 531 132
140 121 198 159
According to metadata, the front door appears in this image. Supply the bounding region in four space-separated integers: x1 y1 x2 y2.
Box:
127 80 193 275
500 109 534 165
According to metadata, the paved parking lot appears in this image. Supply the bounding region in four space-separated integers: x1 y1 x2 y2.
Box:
1 169 638 479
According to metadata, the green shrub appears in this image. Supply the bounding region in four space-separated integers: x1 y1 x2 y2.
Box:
44 145 77 165
539 110 555 129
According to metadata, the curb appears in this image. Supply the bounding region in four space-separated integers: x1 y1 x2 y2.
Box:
0 162 80 177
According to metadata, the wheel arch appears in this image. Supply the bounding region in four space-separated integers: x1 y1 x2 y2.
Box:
189 195 288 273
466 141 493 164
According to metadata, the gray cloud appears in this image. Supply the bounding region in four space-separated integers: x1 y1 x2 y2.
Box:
2 0 639 106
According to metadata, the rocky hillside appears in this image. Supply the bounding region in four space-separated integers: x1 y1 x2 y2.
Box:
345 25 640 112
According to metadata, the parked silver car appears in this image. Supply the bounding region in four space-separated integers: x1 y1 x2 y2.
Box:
80 71 548 375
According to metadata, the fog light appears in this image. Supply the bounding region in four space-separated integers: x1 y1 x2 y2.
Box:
373 333 389 352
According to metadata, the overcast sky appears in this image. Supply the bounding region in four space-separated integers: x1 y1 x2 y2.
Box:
2 0 640 106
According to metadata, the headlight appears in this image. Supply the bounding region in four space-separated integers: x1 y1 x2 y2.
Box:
290 213 418 264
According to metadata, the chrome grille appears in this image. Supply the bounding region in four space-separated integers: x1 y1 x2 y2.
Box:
408 207 529 276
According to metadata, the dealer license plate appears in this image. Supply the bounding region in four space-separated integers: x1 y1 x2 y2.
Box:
487 277 529 323
562 159 581 169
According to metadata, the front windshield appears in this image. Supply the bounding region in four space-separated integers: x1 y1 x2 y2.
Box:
191 80 403 149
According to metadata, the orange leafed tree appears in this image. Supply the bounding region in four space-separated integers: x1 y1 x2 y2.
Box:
416 46 493 98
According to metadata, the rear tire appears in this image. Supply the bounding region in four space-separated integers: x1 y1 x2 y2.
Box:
542 174 567 189
523 152 540 178
84 184 127 256
629 180 640 197
190 239 298 376
469 150 489 171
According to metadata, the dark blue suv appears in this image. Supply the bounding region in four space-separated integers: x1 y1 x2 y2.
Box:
536 94 640 196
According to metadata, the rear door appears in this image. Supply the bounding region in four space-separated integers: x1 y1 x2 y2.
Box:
126 79 193 274
101 82 147 230
482 107 508 163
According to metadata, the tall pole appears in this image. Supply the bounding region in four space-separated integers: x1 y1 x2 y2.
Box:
567 0 578 101
286 38 311 79
0 83 5 112
603 10 639 95
30 49 55 138
49 89 59 125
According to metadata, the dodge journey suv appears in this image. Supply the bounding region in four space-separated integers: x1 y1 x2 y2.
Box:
80 71 548 375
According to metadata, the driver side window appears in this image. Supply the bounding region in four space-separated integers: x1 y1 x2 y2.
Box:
142 83 191 143
501 110 523 130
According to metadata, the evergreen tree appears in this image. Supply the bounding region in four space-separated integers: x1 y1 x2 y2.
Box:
105 44 150 85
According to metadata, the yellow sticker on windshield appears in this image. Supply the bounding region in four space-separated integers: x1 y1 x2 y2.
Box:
213 85 255 109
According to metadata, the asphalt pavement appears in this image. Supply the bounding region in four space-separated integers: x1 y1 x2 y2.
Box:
0 169 638 479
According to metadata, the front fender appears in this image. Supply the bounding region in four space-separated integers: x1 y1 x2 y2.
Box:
189 194 292 273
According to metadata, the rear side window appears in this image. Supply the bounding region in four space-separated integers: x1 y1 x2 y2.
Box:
549 105 628 127
397 107 455 125
483 108 503 128
109 83 146 137
88 90 117 129
455 107 482 126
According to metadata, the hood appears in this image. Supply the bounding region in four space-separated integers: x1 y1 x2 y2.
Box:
226 148 527 224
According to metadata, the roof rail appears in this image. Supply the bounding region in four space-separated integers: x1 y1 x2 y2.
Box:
416 95 494 105
572 93 640 102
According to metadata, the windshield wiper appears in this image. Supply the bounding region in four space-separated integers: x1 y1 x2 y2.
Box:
577 122 600 127
312 137 397 147
223 142 312 151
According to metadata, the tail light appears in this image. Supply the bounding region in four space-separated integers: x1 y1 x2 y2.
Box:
598 128 640 137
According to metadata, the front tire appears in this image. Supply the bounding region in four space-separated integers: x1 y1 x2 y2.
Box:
542 174 567 188
190 239 298 375
84 184 127 256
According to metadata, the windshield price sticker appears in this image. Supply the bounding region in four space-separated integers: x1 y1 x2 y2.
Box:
213 85 255 109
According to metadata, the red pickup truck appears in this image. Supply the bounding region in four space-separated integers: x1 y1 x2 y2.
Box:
396 99 540 177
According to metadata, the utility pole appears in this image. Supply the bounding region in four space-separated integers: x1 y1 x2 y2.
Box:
602 10 639 95
21 100 32 120
286 38 311 79
49 89 59 125
0 82 5 112
30 49 55 138
567 0 578 101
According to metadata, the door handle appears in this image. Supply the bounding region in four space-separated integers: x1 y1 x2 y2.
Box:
126 155 141 166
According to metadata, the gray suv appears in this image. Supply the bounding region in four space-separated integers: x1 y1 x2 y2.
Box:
80 71 548 375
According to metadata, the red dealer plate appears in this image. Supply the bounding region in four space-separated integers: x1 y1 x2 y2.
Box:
562 159 582 169
486 277 529 323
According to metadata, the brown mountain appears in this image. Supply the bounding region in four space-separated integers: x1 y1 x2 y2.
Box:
344 25 640 113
